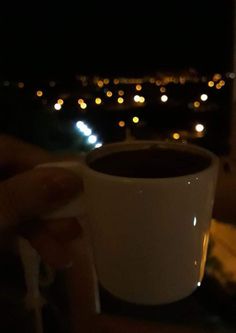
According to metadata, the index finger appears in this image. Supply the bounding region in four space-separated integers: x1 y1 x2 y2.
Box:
0 135 53 173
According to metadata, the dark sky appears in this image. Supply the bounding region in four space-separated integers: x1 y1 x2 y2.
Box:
0 1 234 80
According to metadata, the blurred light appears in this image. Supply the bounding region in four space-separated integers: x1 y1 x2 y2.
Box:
78 98 84 104
149 78 155 84
49 81 56 87
95 98 102 105
161 95 168 102
193 217 197 226
57 98 64 105
118 90 124 96
173 133 180 140
139 96 145 103
216 83 222 90
195 124 204 132
88 135 97 144
36 90 43 97
135 84 142 91
213 73 222 82
106 90 113 97
197 282 201 287
83 127 92 136
134 95 140 102
228 72 235 79
219 80 225 87
113 78 119 85
54 103 62 110
118 121 125 127
194 101 200 108
76 121 85 130
208 81 214 87
155 80 161 86
95 142 103 148
132 116 139 123
97 80 104 88
200 94 208 101
104 78 110 84
160 87 166 93
3 81 10 87
117 97 124 104
80 102 87 109
18 82 24 88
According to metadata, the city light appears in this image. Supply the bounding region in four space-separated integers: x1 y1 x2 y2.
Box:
173 133 180 140
97 80 104 88
78 98 84 104
54 103 62 110
161 95 168 102
132 116 139 123
194 101 200 108
95 142 103 148
88 135 97 144
195 123 204 132
80 102 87 109
57 99 64 105
134 95 140 102
118 90 124 96
18 82 24 88
200 94 208 102
139 96 145 103
118 121 125 127
95 97 102 105
117 97 124 104
208 81 214 87
160 87 166 93
106 91 113 97
36 90 43 97
135 84 142 91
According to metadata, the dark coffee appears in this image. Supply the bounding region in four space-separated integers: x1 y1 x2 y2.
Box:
89 147 211 178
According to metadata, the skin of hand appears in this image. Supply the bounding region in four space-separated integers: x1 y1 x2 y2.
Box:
0 135 214 333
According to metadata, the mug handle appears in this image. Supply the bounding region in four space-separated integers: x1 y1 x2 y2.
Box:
35 161 101 316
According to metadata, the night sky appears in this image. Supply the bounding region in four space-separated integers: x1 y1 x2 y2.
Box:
0 1 234 80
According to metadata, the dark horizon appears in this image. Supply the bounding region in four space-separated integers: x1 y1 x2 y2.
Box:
0 2 234 80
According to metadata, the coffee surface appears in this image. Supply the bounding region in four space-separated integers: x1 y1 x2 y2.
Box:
89 147 211 178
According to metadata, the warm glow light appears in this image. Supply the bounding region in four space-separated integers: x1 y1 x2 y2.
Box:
104 78 110 84
132 116 139 123
160 87 166 93
54 103 62 110
18 82 24 88
36 90 43 97
161 95 168 102
118 121 125 127
173 133 180 140
194 101 200 108
200 94 208 101
95 98 102 105
57 99 64 105
97 80 104 88
139 96 145 103
117 97 124 104
118 90 124 96
155 80 161 86
80 102 87 109
135 84 142 91
78 98 84 104
219 80 225 86
213 73 222 82
216 83 222 90
113 78 119 85
195 124 204 132
106 91 113 97
208 81 214 87
134 95 140 102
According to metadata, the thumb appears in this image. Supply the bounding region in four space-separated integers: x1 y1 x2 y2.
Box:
0 167 82 230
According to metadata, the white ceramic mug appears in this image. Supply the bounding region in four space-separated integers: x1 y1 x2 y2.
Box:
39 140 219 305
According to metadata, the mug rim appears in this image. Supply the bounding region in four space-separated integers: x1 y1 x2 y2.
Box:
84 140 219 182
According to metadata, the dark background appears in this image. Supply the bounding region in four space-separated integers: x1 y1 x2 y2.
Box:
0 1 234 80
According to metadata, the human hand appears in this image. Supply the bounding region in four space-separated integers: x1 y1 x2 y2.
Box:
0 135 83 268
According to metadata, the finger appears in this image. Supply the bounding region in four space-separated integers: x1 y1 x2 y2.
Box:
0 135 53 174
45 217 83 243
0 167 82 230
29 230 73 268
